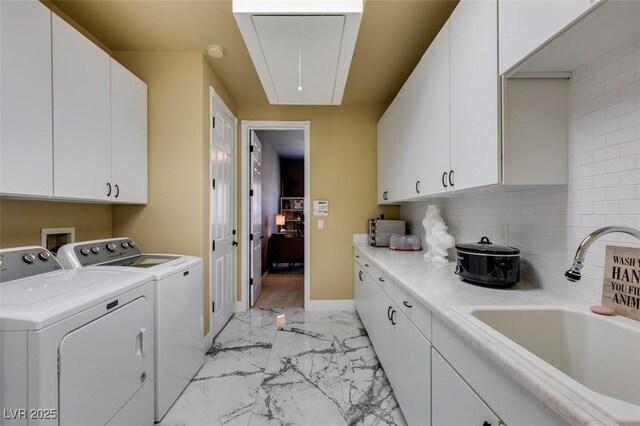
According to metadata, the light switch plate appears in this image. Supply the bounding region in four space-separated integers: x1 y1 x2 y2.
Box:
318 220 324 230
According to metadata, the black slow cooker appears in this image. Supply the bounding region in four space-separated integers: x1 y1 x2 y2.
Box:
454 237 520 286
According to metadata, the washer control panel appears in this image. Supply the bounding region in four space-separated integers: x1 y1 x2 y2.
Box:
0 247 63 283
72 238 142 267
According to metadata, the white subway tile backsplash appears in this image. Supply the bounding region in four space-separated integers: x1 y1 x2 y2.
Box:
400 35 640 305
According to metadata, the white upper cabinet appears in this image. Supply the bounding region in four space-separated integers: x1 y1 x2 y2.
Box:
413 22 450 198
0 0 53 197
449 0 500 192
110 59 148 204
498 0 601 75
52 14 111 201
378 21 450 203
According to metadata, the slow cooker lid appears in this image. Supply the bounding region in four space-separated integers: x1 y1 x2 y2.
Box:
455 236 520 255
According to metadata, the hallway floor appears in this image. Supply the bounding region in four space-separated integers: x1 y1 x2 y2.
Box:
254 267 304 308
160 308 406 426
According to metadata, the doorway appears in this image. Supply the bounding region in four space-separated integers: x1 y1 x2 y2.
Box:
240 121 310 311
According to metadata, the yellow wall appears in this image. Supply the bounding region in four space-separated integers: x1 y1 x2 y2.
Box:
236 104 400 300
110 52 235 336
0 200 111 248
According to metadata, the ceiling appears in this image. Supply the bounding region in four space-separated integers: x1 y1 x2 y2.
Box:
255 130 305 159
50 0 458 106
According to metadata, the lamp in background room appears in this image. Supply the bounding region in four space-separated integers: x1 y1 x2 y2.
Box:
276 214 286 233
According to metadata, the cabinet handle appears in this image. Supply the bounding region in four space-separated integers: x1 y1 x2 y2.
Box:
442 172 448 188
364 264 369 268
391 310 397 325
482 422 491 426
114 184 120 198
387 306 393 320
449 170 455 187
403 301 412 308
355 254 360 258
106 182 112 196
358 271 363 281
415 180 421 194
379 277 385 283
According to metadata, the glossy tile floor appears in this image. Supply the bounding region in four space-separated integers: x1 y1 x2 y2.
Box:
160 308 406 426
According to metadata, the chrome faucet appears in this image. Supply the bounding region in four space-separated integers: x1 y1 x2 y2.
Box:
565 226 640 282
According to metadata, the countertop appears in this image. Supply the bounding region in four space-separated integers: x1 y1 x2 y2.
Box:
353 243 624 426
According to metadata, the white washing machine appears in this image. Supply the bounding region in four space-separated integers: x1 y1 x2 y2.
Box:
57 238 204 421
0 246 155 426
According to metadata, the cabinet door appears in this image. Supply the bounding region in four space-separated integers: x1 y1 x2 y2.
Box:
377 101 403 204
449 0 500 192
432 349 502 426
413 21 450 198
394 311 431 426
110 58 148 204
498 0 601 75
52 14 111 201
0 0 53 197
369 282 396 387
354 262 369 327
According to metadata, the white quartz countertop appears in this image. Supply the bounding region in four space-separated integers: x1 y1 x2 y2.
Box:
353 243 623 426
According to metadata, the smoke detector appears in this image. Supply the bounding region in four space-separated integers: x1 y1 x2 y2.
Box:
207 45 224 59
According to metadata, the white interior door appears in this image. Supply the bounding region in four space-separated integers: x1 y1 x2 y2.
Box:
210 90 236 338
250 132 263 306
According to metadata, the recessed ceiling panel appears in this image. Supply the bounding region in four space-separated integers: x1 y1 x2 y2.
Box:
252 15 344 104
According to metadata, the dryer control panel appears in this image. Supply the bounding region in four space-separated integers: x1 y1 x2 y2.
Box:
0 247 63 283
70 238 143 267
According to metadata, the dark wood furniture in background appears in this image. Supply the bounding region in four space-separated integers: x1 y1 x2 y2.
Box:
268 233 304 268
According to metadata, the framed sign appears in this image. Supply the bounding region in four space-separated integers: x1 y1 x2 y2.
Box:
602 245 640 321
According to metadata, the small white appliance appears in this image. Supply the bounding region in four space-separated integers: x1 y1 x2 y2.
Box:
368 219 406 247
57 238 204 421
0 246 154 426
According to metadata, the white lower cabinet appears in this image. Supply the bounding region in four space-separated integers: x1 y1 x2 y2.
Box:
354 252 567 426
355 252 431 425
394 311 431 425
432 348 501 426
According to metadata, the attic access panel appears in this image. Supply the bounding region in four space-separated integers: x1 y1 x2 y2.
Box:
252 15 344 105
233 0 363 105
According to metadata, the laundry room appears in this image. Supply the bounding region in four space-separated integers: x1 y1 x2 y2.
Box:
2 0 640 425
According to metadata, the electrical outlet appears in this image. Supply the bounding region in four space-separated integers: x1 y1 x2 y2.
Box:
498 222 509 241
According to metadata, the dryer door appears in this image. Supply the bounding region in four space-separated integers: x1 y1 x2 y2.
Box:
58 296 150 425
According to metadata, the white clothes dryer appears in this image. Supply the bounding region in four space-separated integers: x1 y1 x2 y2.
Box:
0 246 154 426
57 238 204 421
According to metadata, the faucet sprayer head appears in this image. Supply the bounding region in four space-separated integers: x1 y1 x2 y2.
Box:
565 262 582 282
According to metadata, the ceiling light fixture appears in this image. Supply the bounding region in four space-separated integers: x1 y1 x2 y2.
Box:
206 44 224 59
297 33 303 92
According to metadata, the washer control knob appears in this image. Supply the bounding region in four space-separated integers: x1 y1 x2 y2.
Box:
80 248 90 256
121 242 129 249
128 241 136 248
23 253 36 264
91 247 100 254
38 251 51 261
106 243 117 252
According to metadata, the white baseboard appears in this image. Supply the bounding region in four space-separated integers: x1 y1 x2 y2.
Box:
202 331 213 351
305 299 355 311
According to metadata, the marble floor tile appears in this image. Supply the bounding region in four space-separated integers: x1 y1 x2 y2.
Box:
160 308 406 426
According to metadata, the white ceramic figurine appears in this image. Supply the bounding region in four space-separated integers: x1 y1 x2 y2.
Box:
425 221 455 263
422 205 444 259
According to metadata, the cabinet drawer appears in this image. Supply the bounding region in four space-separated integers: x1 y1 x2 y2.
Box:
393 284 431 342
364 262 394 296
354 250 365 267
